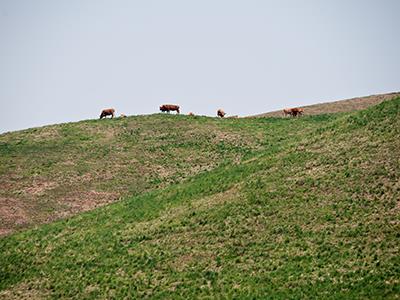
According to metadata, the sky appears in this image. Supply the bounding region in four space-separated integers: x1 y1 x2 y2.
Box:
0 0 399 133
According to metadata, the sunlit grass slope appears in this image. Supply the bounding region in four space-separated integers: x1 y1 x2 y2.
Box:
0 98 399 299
0 113 288 234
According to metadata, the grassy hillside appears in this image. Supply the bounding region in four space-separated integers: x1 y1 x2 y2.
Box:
0 114 271 235
252 91 400 117
0 98 399 299
0 112 338 236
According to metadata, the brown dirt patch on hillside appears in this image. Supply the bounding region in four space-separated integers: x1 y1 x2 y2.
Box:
251 92 400 118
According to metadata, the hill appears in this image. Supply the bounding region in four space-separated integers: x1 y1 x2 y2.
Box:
251 91 400 117
0 114 272 235
0 97 399 298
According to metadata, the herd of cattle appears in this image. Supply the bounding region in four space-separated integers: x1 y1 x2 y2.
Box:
99 105 304 119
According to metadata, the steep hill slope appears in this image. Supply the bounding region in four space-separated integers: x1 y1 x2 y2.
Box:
0 98 399 298
252 91 400 117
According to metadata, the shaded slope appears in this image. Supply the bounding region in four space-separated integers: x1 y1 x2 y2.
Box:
252 91 400 118
0 98 399 299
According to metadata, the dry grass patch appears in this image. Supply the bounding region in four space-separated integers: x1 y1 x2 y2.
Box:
252 92 400 117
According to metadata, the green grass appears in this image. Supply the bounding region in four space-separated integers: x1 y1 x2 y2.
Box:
0 99 399 299
0 113 331 234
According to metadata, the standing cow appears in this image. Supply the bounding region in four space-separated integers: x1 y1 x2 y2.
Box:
217 109 226 118
297 108 304 116
160 104 180 114
283 108 292 117
283 108 304 117
100 108 115 119
290 108 303 117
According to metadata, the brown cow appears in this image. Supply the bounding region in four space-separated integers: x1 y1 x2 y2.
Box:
217 109 226 118
120 114 127 118
290 108 303 117
100 108 115 119
160 104 180 114
188 112 194 116
283 108 292 117
283 108 303 117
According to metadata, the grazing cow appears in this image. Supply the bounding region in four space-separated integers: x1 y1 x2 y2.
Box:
100 108 115 119
283 109 292 117
217 109 226 118
188 112 194 116
290 107 303 117
160 104 180 114
283 108 304 117
227 115 239 119
120 114 127 118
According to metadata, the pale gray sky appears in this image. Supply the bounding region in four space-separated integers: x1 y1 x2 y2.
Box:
1 0 399 133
